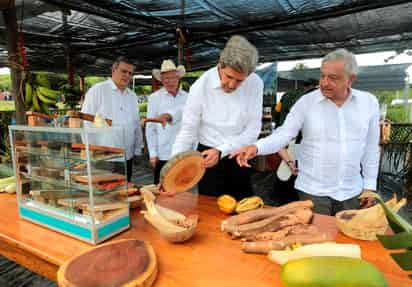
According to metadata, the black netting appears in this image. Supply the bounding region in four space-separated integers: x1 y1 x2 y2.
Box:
1 0 412 75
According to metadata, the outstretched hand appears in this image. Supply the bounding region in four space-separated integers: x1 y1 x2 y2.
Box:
229 145 258 167
144 113 172 128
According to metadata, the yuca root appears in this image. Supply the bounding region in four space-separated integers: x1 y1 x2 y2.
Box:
243 224 319 242
241 232 333 254
231 208 313 239
221 200 313 233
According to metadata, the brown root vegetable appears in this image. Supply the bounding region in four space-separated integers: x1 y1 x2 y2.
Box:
221 200 313 232
241 232 333 254
244 224 319 241
231 208 313 239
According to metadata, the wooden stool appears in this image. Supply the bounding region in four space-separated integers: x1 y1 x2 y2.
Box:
57 239 157 287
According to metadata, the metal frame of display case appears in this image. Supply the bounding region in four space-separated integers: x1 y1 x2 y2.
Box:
9 125 130 244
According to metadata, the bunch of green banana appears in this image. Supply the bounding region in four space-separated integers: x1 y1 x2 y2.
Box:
24 73 61 114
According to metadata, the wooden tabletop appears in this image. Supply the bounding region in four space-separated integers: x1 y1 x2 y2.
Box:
0 192 410 287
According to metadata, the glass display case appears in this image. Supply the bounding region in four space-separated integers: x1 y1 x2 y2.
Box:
9 125 130 244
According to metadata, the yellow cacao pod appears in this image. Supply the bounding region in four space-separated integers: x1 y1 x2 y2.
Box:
235 196 264 213
217 195 237 214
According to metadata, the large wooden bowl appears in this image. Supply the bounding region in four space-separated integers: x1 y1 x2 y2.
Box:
160 151 205 193
57 239 157 287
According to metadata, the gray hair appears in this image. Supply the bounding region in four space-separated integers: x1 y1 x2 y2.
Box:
322 48 358 75
219 35 259 74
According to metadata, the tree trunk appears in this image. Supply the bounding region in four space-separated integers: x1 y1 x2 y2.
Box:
3 1 26 124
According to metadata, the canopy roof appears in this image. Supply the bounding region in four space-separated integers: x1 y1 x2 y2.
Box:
1 0 412 75
278 63 412 91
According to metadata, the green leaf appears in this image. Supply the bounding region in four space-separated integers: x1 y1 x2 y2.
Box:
390 251 412 271
377 232 412 249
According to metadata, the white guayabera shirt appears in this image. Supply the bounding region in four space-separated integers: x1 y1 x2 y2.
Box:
172 66 264 158
256 88 380 201
145 88 189 161
81 78 143 160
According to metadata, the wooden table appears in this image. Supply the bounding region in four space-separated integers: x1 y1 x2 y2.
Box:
0 192 410 287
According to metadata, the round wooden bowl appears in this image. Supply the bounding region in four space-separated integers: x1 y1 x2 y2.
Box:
57 239 157 287
160 151 205 193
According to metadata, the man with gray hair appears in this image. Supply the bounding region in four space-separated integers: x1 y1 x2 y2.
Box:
230 48 379 215
169 35 263 199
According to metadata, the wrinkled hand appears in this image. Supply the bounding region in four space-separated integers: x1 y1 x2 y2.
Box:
158 183 177 197
229 145 258 167
360 189 376 208
201 148 221 168
149 157 158 169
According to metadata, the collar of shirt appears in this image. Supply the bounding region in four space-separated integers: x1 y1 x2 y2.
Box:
160 87 184 98
108 78 130 95
210 66 222 90
316 88 358 104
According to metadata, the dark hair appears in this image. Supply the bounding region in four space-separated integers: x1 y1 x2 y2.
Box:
113 56 134 69
303 78 318 86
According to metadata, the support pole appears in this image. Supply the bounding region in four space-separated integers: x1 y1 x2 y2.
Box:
3 1 25 124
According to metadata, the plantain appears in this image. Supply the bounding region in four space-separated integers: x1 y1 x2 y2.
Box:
24 83 33 106
37 87 57 105
38 86 60 99
31 89 41 112
235 196 264 213
35 73 51 88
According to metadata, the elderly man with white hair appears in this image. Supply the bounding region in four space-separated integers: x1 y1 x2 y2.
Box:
168 35 264 199
231 48 380 215
145 59 189 184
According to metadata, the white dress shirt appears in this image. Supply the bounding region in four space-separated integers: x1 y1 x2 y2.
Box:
81 78 143 160
172 66 263 157
145 88 188 160
256 88 380 201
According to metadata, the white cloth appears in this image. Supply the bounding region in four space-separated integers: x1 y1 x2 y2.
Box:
256 88 380 201
172 66 263 157
81 78 143 160
145 88 189 160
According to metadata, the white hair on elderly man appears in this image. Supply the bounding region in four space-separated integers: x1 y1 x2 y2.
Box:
219 35 259 75
322 48 359 76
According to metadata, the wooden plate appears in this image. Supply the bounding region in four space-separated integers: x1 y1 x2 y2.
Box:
160 151 205 193
58 239 157 287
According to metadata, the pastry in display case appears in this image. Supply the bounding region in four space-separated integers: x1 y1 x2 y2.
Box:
9 125 130 244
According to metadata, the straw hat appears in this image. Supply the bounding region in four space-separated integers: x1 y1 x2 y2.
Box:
152 59 185 81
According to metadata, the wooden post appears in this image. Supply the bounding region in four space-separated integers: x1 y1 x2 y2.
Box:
2 1 25 124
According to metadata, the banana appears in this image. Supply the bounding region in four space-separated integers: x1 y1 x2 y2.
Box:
235 196 264 213
37 87 57 104
24 83 33 106
35 73 51 88
38 86 60 99
31 89 41 112
39 101 52 115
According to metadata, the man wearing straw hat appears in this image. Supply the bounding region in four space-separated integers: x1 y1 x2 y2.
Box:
145 60 189 184
170 35 263 199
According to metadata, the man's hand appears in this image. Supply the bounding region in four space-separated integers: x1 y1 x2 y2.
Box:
360 189 376 208
149 157 158 169
286 160 299 176
158 184 177 196
229 145 258 167
201 148 221 168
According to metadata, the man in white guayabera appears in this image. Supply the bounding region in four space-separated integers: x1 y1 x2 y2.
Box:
231 48 380 215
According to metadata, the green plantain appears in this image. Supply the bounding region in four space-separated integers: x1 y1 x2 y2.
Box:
24 83 33 106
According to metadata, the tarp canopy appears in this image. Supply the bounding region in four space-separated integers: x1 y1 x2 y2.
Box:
1 0 412 75
278 63 412 91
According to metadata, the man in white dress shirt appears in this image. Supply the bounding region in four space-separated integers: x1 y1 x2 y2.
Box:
231 49 379 215
145 60 189 184
81 56 143 182
171 35 263 199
